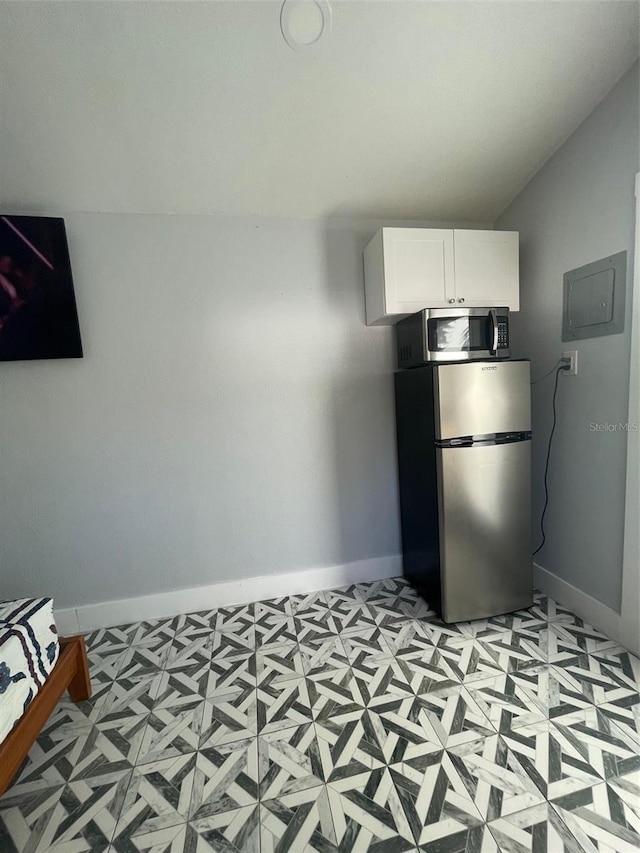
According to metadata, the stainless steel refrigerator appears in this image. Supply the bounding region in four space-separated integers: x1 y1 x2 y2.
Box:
394 359 533 622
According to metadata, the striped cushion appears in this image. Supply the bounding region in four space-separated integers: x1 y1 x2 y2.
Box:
0 598 59 743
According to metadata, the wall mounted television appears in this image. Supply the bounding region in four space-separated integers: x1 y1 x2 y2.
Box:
0 215 83 362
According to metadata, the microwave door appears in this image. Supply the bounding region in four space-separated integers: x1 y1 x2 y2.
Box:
441 313 495 358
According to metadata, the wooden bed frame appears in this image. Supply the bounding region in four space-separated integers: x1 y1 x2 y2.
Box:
0 635 91 796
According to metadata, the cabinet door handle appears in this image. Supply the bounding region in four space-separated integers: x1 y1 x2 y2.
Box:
448 298 455 304
458 298 465 303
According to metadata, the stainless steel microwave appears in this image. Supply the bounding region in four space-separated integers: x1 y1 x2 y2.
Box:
396 307 510 367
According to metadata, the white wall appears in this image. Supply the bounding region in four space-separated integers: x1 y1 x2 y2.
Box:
0 213 487 610
495 63 639 613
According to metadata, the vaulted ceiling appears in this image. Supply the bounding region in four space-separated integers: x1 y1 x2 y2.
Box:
0 1 638 221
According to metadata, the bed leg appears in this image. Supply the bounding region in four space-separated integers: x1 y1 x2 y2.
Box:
61 635 92 701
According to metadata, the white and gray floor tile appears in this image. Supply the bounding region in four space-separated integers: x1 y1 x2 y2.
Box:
1 578 639 852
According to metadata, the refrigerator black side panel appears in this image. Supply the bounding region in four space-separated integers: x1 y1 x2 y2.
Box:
394 367 440 610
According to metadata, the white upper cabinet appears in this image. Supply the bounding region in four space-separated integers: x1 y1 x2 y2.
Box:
363 227 519 325
453 230 519 310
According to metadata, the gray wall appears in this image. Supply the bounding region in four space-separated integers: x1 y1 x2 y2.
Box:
0 212 486 609
495 62 639 611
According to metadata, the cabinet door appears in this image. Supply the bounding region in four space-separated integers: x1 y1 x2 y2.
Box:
453 230 519 310
383 228 455 315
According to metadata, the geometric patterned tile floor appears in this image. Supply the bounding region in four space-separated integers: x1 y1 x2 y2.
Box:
1 578 639 852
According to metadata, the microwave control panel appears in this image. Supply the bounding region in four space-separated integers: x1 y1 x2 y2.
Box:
497 320 509 349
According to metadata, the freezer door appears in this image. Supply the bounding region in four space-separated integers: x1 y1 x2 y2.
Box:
434 360 531 440
437 439 532 622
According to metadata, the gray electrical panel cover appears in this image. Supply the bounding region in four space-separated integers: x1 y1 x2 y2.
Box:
562 251 626 341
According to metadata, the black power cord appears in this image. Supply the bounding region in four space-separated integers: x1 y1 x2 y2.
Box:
533 363 570 556
531 359 562 385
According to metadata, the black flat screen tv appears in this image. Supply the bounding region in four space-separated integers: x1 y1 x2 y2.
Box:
0 215 83 362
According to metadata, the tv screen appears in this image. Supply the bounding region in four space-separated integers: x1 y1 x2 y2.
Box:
0 215 83 362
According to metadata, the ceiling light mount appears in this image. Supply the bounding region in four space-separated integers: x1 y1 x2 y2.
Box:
280 0 332 51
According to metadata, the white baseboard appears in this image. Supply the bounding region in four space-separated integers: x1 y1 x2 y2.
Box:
533 562 622 645
54 555 403 635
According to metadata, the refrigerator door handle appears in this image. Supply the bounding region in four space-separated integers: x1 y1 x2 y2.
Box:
436 431 532 448
488 309 498 355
